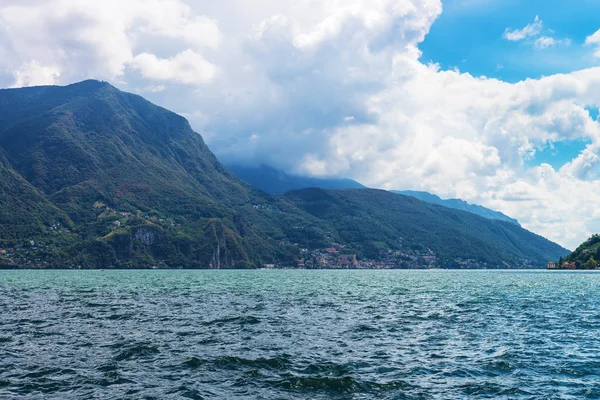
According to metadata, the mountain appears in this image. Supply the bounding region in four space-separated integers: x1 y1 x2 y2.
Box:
285 188 568 267
392 190 520 226
0 80 568 269
0 80 324 269
227 164 366 194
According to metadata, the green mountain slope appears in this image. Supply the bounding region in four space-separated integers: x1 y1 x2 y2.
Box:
564 235 600 269
285 188 569 268
0 80 315 268
0 151 72 241
0 80 249 215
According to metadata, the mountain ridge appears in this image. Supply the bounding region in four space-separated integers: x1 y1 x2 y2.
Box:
0 80 568 269
392 190 520 226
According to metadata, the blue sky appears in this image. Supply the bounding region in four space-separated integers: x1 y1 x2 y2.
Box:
421 0 600 82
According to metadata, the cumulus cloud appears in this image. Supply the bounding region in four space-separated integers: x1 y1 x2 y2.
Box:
0 0 220 85
1 0 600 249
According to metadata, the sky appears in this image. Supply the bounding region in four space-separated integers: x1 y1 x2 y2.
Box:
1 0 600 250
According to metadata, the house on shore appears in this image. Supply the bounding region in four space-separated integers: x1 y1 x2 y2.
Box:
338 254 357 267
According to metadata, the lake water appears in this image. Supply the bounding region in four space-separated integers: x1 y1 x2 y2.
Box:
1 270 600 399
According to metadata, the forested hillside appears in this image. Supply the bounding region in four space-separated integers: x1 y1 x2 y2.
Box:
285 189 568 267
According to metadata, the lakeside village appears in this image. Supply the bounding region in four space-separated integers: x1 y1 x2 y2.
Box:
270 242 524 269
0 231 497 270
0 238 506 269
0 235 448 269
0 204 179 269
0 204 516 269
546 258 599 270
0 218 522 270
274 242 441 270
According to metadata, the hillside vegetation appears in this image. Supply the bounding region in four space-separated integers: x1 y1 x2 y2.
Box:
285 188 568 267
563 234 600 269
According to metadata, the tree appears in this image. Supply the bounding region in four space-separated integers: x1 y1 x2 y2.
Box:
585 257 598 270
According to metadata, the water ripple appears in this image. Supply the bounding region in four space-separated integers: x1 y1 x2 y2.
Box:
2 269 600 399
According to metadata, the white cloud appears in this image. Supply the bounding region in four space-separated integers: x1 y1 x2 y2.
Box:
535 36 571 49
0 0 220 86
503 16 542 41
134 3 221 49
131 50 216 85
586 29 600 45
585 29 600 57
2 0 600 249
11 60 60 87
535 36 555 49
503 16 570 50
139 85 167 93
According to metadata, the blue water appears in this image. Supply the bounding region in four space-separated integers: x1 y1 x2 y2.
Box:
1 270 600 399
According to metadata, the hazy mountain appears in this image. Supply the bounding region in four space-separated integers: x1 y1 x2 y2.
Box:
227 164 366 194
392 190 520 226
0 80 568 269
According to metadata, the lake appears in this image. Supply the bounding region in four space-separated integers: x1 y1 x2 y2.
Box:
1 269 600 399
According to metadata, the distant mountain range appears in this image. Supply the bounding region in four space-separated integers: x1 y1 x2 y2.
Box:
392 190 520 226
0 80 567 269
227 165 520 226
226 164 365 195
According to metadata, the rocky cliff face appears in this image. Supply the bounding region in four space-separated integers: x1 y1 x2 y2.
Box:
134 227 158 246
